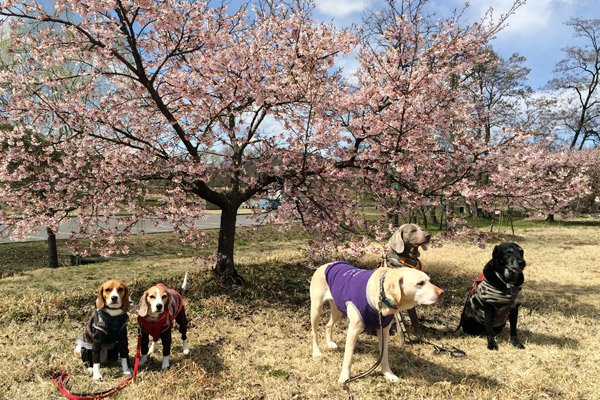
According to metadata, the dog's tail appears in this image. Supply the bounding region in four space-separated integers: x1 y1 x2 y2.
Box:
181 272 189 292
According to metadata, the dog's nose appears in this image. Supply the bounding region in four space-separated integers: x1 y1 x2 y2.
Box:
111 295 118 303
156 303 163 310
436 287 445 297
425 234 431 241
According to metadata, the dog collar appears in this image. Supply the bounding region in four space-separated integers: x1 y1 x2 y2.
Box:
399 256 422 271
494 271 520 295
379 271 398 310
386 252 422 271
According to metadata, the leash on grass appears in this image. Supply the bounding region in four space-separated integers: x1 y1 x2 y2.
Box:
415 276 479 339
52 328 142 400
343 309 386 400
343 262 393 400
396 313 466 358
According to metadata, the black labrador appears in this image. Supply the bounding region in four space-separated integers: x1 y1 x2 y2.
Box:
460 243 526 350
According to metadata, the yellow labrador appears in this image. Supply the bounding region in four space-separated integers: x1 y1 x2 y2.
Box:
310 262 444 383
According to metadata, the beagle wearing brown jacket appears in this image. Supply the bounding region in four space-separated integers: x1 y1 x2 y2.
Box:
138 274 189 370
74 279 132 380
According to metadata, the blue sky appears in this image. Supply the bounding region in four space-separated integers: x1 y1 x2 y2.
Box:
3 0 597 91
311 0 600 91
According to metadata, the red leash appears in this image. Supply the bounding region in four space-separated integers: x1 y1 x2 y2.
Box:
52 332 142 400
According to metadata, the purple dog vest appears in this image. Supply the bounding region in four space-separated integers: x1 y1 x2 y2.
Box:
325 261 394 332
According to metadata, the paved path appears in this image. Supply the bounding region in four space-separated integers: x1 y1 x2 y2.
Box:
0 213 264 244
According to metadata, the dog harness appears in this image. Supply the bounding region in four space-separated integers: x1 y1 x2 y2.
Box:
138 284 183 340
386 251 422 271
463 274 522 327
325 261 394 332
77 308 129 350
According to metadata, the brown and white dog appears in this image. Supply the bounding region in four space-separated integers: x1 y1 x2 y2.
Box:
138 273 189 370
74 279 132 380
387 224 432 336
310 262 444 383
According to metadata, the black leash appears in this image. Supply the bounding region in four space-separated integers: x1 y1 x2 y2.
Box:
343 268 395 400
343 311 385 400
397 300 468 357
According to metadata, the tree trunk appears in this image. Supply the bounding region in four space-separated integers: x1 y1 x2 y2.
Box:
47 227 59 268
387 212 399 227
420 206 428 228
545 214 555 222
213 205 244 285
428 206 438 225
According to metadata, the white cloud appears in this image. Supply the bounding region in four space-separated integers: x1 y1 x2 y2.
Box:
467 0 576 37
315 0 371 18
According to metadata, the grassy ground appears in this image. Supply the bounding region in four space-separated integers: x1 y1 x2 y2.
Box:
0 220 599 399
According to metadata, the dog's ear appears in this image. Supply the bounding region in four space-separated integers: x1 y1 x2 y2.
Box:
384 269 403 307
388 226 406 254
138 291 149 317
163 288 172 311
96 283 106 310
121 284 130 312
492 245 500 261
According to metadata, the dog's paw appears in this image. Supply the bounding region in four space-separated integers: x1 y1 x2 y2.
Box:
338 373 350 384
487 341 499 351
92 364 102 380
87 367 93 376
312 350 323 359
182 339 190 355
121 358 132 376
510 337 525 349
139 354 148 366
326 341 338 350
161 356 170 370
383 372 399 382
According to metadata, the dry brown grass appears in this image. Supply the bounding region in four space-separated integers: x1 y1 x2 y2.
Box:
1 222 599 399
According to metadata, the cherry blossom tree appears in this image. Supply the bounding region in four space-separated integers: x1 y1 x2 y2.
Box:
0 0 355 283
1 0 591 284
314 0 526 245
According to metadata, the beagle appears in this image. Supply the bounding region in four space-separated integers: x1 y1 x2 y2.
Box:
74 279 132 380
387 223 432 336
138 274 189 370
310 262 444 383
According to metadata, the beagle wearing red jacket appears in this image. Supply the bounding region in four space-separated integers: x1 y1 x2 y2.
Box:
138 273 190 370
74 279 132 380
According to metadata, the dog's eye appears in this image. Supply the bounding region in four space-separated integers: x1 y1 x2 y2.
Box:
417 281 425 286
117 287 124 292
105 288 111 293
162 294 168 299
149 295 155 299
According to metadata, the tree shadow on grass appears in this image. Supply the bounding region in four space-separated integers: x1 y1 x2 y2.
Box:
343 341 501 388
519 329 579 348
189 336 227 375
